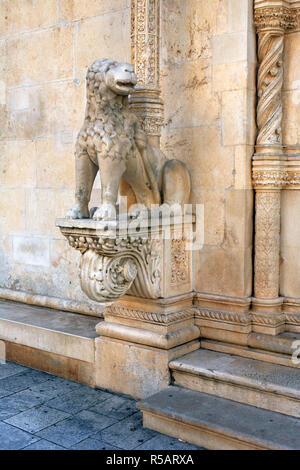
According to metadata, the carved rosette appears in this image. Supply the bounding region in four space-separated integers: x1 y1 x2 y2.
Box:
254 6 296 32
130 0 164 139
64 232 162 302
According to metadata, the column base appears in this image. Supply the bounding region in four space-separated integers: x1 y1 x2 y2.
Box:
95 336 199 399
251 297 285 335
94 295 200 398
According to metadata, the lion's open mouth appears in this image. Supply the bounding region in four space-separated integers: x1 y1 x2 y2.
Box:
116 80 135 89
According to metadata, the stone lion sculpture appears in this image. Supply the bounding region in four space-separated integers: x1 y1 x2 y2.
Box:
66 58 191 221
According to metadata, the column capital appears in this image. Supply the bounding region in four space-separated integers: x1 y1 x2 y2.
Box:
254 1 297 33
252 155 288 189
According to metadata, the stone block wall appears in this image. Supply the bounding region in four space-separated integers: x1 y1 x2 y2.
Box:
0 0 256 306
0 0 131 303
160 0 256 299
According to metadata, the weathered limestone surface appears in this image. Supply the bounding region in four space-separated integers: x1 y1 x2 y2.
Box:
3 0 300 338
281 27 300 302
0 1 131 307
160 0 256 298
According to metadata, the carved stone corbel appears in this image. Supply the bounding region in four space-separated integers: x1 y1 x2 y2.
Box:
56 218 164 303
56 215 199 398
56 216 194 304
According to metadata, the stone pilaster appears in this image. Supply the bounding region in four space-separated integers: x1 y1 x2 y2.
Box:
129 0 164 146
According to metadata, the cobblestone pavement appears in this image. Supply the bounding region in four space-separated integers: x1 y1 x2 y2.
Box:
0 361 203 450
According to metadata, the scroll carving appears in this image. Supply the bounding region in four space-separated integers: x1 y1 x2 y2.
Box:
65 232 162 302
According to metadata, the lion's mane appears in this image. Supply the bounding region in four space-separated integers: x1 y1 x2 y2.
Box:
76 59 138 163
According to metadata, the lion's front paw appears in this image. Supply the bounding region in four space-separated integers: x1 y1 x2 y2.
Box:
92 203 117 221
66 205 90 219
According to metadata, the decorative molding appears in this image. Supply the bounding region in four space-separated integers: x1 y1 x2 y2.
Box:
131 0 160 87
194 292 252 313
252 168 289 187
285 313 300 325
106 305 195 325
251 312 285 326
195 308 251 325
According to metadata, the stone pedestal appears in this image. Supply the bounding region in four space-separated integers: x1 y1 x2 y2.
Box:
57 215 200 398
95 294 199 398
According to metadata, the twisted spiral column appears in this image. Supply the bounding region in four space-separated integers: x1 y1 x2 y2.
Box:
251 4 289 332
256 31 284 147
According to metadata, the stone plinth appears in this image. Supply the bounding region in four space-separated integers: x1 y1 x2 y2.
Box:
57 215 200 398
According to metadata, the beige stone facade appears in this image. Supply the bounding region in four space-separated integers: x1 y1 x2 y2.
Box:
1 0 300 395
0 0 256 311
1 1 300 450
0 0 131 311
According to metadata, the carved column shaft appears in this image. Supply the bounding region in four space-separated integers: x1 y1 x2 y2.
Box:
130 0 163 146
254 188 281 299
256 30 284 150
253 3 287 304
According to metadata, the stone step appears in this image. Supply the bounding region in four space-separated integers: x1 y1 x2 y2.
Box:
138 386 300 450
169 349 300 418
0 299 101 385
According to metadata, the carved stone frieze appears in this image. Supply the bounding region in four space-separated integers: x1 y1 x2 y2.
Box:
252 168 289 188
285 313 300 325
106 305 195 325
254 6 297 32
170 239 190 286
195 308 251 325
130 0 164 139
254 190 281 299
251 312 285 326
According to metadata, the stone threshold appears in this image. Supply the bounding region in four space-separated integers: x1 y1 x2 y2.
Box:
138 386 300 450
0 299 101 386
170 349 300 417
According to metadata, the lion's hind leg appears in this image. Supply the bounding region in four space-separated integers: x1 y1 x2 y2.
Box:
162 159 191 208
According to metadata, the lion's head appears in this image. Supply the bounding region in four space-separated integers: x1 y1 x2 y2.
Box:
86 59 137 99
79 59 140 163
